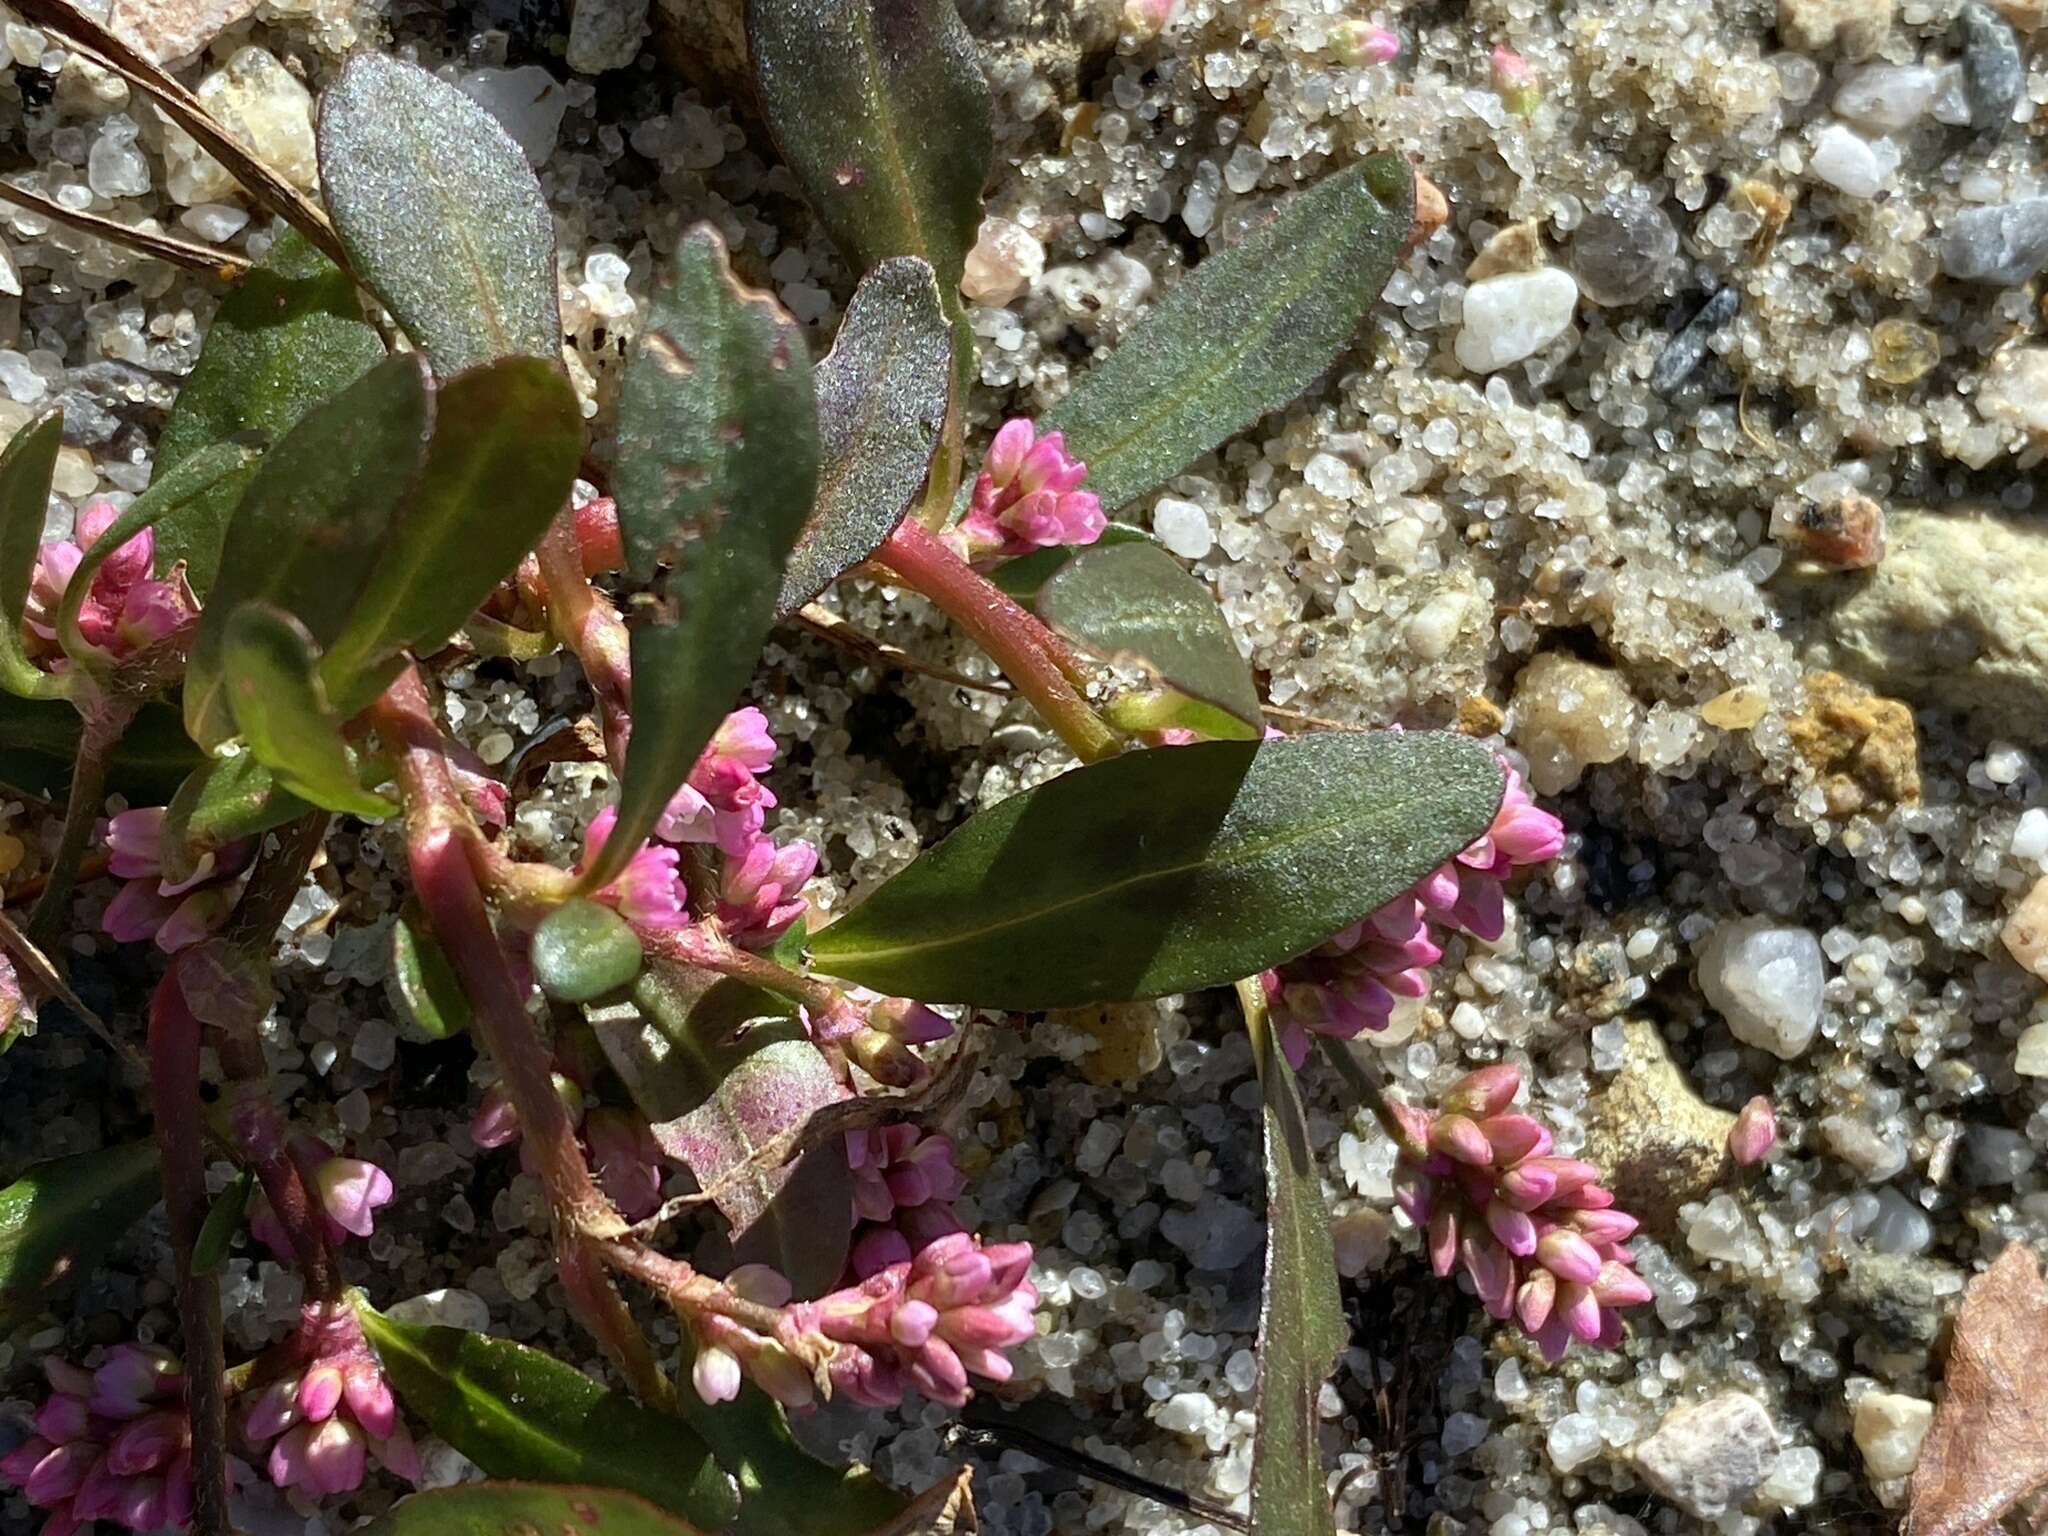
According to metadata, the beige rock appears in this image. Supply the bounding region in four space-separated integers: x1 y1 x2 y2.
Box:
1700 685 1770 731
107 0 259 63
2017 1021 2048 1076
1979 347 2048 440
1465 219 1547 281
961 217 1046 306
568 0 652 73
1804 505 2048 732
1784 670 1921 817
2002 876 2048 981
1778 0 1894 57
161 47 317 207
52 447 98 499
1509 652 1637 795
1852 1391 1933 1484
1060 1002 1162 1086
1580 1019 1735 1234
1635 1392 1781 1519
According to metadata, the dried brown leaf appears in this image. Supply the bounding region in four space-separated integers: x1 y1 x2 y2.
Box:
1906 1243 2048 1536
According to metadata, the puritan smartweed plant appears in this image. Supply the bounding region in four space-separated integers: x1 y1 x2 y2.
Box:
0 3 1652 1534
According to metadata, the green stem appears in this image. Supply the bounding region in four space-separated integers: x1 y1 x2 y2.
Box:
27 693 136 947
877 520 1122 764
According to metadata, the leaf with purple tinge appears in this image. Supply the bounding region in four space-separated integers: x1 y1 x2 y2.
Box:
587 968 853 1297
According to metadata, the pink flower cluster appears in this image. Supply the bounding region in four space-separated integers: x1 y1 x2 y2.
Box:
1389 1065 1649 1361
472 1076 666 1224
846 1123 967 1278
247 1137 395 1262
22 501 193 666
582 708 817 950
241 1304 417 1497
1266 761 1564 1065
953 420 1106 564
100 808 254 954
2 1346 193 1536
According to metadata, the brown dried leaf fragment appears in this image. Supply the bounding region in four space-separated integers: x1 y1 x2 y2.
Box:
1905 1243 2048 1536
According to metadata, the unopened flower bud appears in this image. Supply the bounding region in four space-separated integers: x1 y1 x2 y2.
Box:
1729 1096 1777 1166
1490 45 1540 116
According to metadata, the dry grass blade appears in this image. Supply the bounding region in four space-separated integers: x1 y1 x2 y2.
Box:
8 0 350 274
863 1466 977 1536
794 602 1013 696
0 179 250 279
0 906 144 1072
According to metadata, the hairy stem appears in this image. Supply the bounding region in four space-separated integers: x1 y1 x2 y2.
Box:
597 1238 788 1337
147 964 231 1536
636 922 864 1041
375 666 669 1403
27 694 136 947
536 512 632 772
877 521 1121 764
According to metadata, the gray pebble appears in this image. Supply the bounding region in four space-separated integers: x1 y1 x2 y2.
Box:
1957 3 2023 134
1835 1250 1964 1353
1939 197 2048 286
1573 197 1679 307
1651 286 1740 396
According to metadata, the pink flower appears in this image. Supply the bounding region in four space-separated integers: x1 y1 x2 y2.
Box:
1330 20 1400 64
1267 759 1563 1065
716 834 816 948
846 1125 968 1279
1729 1096 1777 1166
579 807 689 930
1490 45 1540 116
1390 1065 1648 1361
247 1139 394 1260
97 807 254 954
1 1346 194 1536
21 501 196 666
0 949 31 1041
658 709 780 856
781 1233 1039 1408
952 420 1106 564
843 995 955 1088
242 1303 418 1498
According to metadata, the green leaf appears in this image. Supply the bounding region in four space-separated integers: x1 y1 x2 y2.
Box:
1040 155 1414 511
389 903 472 1040
318 54 562 374
531 899 645 1003
360 1484 713 1536
153 229 385 596
675 1340 910 1536
320 357 584 710
184 352 431 749
777 257 949 616
1038 540 1261 739
0 1141 160 1323
597 225 818 890
55 440 260 670
355 1303 737 1530
809 730 1502 1008
0 694 203 803
747 0 990 301
986 523 1148 604
220 603 397 818
160 755 314 886
588 969 852 1298
1246 984 1344 1536
192 1170 253 1276
0 406 65 699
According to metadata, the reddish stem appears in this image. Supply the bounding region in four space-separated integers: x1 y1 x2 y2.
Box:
636 923 866 1043
148 963 231 1536
877 521 1121 763
536 511 633 772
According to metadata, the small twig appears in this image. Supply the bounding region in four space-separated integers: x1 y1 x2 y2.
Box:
7 0 350 275
1260 702 1364 733
0 904 143 1072
948 1413 1249 1532
0 179 250 279
792 603 1013 697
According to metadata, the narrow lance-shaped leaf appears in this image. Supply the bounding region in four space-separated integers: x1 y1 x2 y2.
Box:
0 694 203 803
318 54 561 374
361 1484 715 1536
159 755 314 886
321 357 584 712
355 1302 737 1530
1038 540 1262 739
588 968 853 1298
55 440 259 670
809 730 1503 1008
191 1170 252 1277
152 228 386 595
0 1141 160 1323
1041 155 1414 511
220 603 397 819
777 257 949 615
595 225 818 890
675 1338 911 1536
184 352 432 749
0 406 65 699
1244 981 1344 1536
